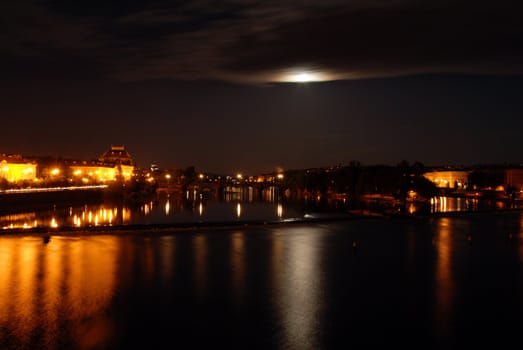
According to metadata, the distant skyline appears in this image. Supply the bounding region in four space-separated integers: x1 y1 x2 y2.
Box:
1 1 522 174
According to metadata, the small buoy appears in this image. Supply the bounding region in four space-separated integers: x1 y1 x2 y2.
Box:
43 235 51 244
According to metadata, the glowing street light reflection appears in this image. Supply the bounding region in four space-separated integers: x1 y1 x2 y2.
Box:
50 218 59 228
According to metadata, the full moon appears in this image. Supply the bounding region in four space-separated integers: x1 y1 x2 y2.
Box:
294 72 313 82
274 69 335 83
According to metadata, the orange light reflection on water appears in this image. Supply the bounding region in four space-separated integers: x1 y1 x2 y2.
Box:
0 236 119 349
433 218 455 340
230 232 246 304
193 235 208 300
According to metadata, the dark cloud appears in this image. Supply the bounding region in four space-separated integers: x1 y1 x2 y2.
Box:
2 0 522 84
222 1 523 79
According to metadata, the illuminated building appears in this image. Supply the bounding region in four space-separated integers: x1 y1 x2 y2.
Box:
99 145 134 166
423 170 470 189
0 155 37 183
69 165 118 183
96 145 135 181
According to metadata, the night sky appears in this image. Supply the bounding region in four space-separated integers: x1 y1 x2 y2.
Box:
1 0 523 174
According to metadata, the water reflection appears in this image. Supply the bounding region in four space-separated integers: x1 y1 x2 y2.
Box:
428 196 507 213
160 236 176 281
193 235 208 300
271 227 323 350
433 218 455 341
3 189 521 230
519 216 523 264
277 202 283 218
1 216 523 349
230 232 246 304
164 200 170 215
0 236 118 349
0 190 306 230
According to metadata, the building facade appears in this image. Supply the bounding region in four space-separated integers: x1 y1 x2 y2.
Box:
423 170 470 189
0 155 37 183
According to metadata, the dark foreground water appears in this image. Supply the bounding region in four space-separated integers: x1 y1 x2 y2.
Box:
1 214 523 349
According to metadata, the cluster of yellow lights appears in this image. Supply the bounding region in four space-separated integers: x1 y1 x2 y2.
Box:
71 207 131 227
141 202 154 215
70 165 134 182
0 163 37 182
1 205 136 230
7 207 134 230
0 213 38 230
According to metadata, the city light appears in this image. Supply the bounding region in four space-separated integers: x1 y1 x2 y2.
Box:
165 200 170 215
50 218 59 228
0 185 108 194
0 163 37 182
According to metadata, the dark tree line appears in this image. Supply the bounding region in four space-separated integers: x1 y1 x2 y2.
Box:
282 161 438 200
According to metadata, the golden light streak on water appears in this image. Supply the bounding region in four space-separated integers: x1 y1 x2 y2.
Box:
160 236 176 281
50 217 59 228
434 218 456 340
193 235 208 300
271 227 323 350
0 239 36 345
0 237 119 348
519 215 523 264
230 232 246 303
165 200 170 215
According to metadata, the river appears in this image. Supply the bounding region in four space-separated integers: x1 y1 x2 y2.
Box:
1 211 522 349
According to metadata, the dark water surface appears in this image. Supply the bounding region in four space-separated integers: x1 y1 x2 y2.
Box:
1 214 523 349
